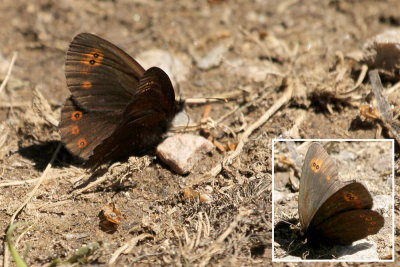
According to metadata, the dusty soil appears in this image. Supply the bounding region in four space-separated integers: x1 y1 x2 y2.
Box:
0 0 399 266
273 141 393 260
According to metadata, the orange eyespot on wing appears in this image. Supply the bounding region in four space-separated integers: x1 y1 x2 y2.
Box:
78 138 87 148
82 81 92 89
310 157 324 173
80 49 104 67
71 111 83 121
72 125 80 135
140 81 154 94
343 192 359 202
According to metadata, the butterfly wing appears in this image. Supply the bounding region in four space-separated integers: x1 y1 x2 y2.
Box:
310 209 384 245
60 33 146 160
84 67 177 167
65 32 145 111
309 182 373 227
298 143 341 231
59 97 120 160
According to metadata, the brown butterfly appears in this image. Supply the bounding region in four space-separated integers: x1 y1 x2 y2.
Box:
298 143 384 245
59 33 180 168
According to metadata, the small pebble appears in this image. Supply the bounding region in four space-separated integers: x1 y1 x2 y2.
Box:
197 45 226 70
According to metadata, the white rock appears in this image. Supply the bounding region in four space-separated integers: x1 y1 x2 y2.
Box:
226 58 282 82
156 134 214 175
276 255 302 261
136 49 189 88
373 194 392 213
171 109 193 128
336 240 380 260
338 150 356 161
372 156 392 173
273 190 286 203
196 45 227 70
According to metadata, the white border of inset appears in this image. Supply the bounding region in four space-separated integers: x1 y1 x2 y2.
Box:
271 139 395 263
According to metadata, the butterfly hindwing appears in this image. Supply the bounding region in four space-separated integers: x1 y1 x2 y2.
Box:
127 67 176 117
311 209 384 245
310 181 373 228
84 67 176 167
59 97 120 160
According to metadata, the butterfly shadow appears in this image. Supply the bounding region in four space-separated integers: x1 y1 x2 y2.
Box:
274 218 308 258
18 141 83 171
274 218 374 260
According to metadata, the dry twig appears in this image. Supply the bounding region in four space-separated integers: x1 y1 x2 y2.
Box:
0 177 53 187
109 233 153 265
190 81 293 187
0 52 18 95
341 64 368 96
198 208 252 267
184 89 245 104
72 167 115 195
32 87 59 127
0 102 30 108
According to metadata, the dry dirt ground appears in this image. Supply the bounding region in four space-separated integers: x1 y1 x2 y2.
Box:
0 0 399 266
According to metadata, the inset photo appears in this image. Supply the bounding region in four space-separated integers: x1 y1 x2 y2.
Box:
272 140 394 262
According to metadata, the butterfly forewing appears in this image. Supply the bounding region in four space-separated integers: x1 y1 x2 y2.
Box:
309 182 373 228
65 33 145 112
311 209 384 245
298 143 340 231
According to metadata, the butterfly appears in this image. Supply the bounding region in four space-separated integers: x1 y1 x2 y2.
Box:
59 33 180 168
298 142 384 245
